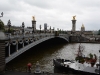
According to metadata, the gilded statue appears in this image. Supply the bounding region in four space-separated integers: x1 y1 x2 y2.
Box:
32 16 35 21
72 15 76 20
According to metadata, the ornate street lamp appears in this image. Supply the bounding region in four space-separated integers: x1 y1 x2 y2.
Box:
7 19 11 56
53 27 55 33
7 20 11 38
57 28 59 31
22 22 25 35
0 12 3 23
50 26 51 33
16 31 18 52
39 25 41 33
0 12 3 18
22 22 25 47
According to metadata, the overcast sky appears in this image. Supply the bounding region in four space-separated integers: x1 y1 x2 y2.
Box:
0 0 100 31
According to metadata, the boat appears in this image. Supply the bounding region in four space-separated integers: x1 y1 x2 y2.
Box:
53 44 100 75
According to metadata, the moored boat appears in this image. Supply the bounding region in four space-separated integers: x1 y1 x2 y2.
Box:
53 44 100 75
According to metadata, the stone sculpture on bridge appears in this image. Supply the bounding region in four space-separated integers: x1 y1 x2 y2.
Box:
32 16 35 21
72 15 76 20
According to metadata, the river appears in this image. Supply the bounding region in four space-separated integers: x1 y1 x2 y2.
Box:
6 43 100 73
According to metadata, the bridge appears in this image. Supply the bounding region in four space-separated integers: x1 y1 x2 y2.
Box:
1 16 100 73
3 31 100 64
4 33 69 63
0 15 71 72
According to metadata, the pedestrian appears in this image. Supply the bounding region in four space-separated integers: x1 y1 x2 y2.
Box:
27 62 32 73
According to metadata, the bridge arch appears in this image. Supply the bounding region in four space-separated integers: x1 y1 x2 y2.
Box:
5 36 69 63
55 36 69 42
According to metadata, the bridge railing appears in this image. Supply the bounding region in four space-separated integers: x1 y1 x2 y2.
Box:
59 33 69 37
5 33 55 40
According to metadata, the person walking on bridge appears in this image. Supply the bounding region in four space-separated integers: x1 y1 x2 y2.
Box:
27 62 32 73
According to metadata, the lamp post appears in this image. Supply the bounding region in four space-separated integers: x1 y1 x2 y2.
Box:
16 31 18 52
50 26 51 33
0 12 3 18
53 27 55 33
7 19 11 56
0 12 3 22
22 22 25 47
39 25 41 33
60 29 61 33
7 20 11 34
22 22 25 35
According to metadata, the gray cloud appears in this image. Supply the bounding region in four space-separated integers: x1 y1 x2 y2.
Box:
0 0 100 31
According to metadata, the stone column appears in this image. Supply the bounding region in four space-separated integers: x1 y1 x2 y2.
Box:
71 16 77 34
0 40 5 72
32 16 36 33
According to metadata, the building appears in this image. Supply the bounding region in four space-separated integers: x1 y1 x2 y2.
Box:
81 24 85 32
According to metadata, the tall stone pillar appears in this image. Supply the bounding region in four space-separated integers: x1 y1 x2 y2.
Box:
71 15 77 34
32 16 36 33
0 32 6 72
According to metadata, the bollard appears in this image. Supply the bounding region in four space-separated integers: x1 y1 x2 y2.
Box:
34 61 42 74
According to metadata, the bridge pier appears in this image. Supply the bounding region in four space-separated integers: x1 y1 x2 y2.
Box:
0 40 6 72
69 36 80 42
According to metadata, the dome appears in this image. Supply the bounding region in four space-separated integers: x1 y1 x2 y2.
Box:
81 24 85 28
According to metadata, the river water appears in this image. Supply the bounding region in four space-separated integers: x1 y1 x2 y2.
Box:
6 43 100 73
